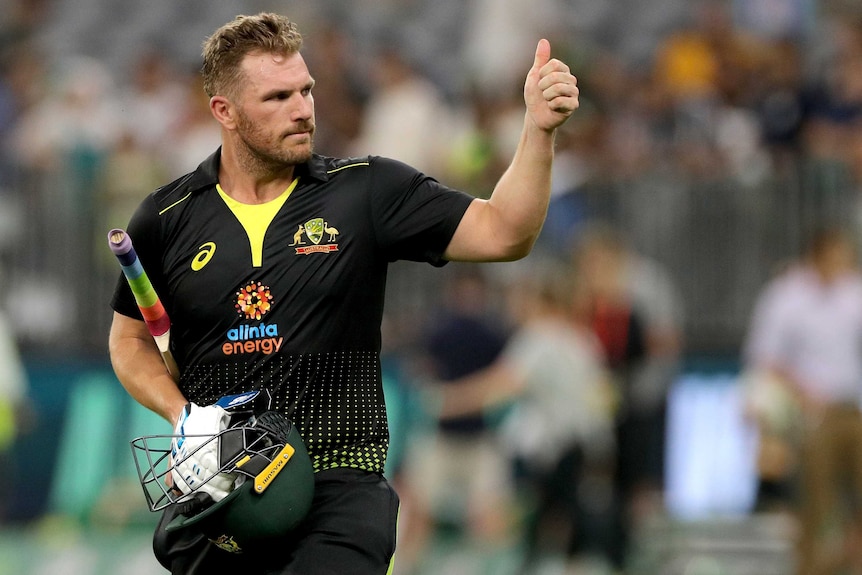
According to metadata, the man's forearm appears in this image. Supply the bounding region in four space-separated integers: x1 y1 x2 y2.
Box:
109 315 187 426
487 116 556 257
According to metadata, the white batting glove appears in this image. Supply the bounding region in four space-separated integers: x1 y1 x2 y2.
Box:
170 402 235 502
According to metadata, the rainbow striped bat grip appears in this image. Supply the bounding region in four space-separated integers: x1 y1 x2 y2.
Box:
108 228 180 381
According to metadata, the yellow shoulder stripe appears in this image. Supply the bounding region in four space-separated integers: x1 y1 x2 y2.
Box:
327 162 369 175
158 192 193 216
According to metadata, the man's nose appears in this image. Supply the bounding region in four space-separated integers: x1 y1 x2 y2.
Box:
292 94 313 121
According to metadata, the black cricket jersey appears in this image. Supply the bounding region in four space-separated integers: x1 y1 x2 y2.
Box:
111 149 474 473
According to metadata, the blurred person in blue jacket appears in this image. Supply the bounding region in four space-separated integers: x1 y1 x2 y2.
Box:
396 265 512 574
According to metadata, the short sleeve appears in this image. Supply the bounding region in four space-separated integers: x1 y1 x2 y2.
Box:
368 157 474 265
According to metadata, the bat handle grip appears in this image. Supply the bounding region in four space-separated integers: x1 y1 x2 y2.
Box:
108 228 133 255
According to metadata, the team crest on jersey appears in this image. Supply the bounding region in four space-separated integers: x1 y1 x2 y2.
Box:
293 216 339 255
304 218 324 244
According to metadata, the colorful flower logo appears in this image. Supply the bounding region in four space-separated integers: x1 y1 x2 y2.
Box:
235 281 273 320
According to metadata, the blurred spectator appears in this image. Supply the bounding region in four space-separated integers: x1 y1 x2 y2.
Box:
348 43 464 176
117 49 186 157
652 2 721 106
752 39 807 176
396 264 512 574
743 227 862 575
302 23 367 158
535 100 606 255
462 0 563 99
0 303 29 522
571 223 684 569
161 70 221 178
0 0 48 54
439 87 505 198
652 0 773 186
740 356 801 516
13 55 121 174
443 80 531 201
11 54 122 349
436 260 616 573
0 43 44 266
734 0 816 42
0 58 18 182
97 130 168 255
852 130 862 249
798 18 862 233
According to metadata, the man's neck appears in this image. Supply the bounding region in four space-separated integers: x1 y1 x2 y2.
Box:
218 143 297 205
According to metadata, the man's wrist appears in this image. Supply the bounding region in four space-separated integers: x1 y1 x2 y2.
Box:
169 401 191 428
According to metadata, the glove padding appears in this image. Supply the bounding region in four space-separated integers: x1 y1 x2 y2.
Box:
171 402 235 502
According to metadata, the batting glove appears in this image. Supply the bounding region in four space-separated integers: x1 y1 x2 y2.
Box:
170 402 235 502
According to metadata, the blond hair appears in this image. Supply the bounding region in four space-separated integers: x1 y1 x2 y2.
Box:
201 12 303 98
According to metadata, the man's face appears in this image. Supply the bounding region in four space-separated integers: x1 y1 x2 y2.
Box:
231 50 316 167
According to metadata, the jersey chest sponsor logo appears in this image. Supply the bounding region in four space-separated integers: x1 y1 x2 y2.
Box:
223 281 283 356
289 216 340 255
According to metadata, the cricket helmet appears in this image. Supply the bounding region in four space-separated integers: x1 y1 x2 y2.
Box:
131 410 314 553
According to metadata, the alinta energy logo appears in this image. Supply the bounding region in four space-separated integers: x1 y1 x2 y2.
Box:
290 217 339 255
235 281 273 320
223 281 283 356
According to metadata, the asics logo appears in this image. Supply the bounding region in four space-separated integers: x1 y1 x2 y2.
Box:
191 242 216 271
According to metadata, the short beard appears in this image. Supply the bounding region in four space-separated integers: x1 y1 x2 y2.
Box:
234 109 314 176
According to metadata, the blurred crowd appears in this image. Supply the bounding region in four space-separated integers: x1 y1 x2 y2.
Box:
2 0 862 573
0 0 862 352
380 223 684 574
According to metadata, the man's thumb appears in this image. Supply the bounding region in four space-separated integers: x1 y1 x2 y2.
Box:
533 38 551 69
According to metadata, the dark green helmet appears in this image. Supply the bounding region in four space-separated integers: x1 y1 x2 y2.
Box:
132 410 314 553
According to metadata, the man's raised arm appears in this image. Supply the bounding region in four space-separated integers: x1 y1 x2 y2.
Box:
444 39 579 262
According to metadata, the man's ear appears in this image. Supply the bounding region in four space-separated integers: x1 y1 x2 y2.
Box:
210 95 236 129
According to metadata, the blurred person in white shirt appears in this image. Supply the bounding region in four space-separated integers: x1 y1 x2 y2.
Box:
349 45 462 177
744 227 862 575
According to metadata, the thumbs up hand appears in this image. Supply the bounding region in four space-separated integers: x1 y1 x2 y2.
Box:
524 39 579 133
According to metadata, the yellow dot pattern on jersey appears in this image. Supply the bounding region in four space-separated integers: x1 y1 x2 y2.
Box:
179 350 389 473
